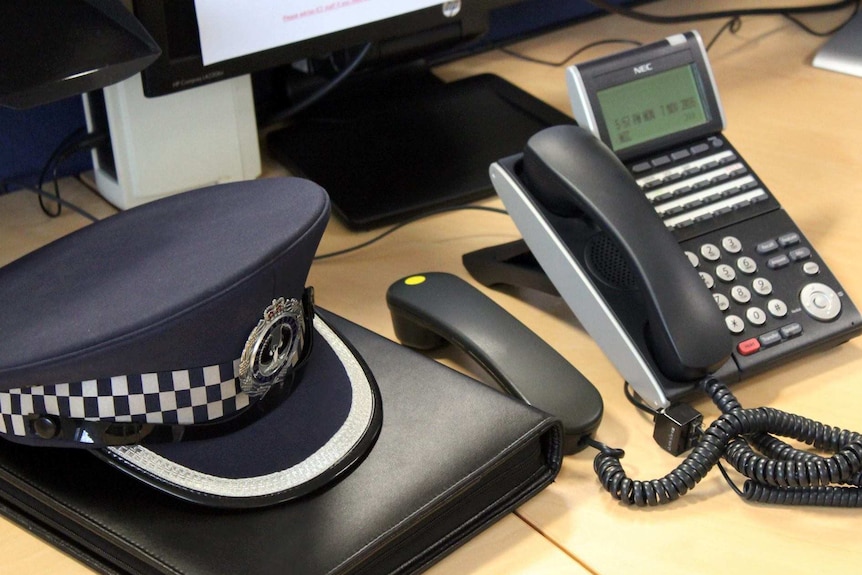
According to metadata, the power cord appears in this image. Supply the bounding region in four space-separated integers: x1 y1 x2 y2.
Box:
500 0 859 67
584 0 860 26
783 0 860 35
500 38 642 67
2 126 107 223
586 376 862 507
32 128 108 218
2 177 101 222
261 42 373 129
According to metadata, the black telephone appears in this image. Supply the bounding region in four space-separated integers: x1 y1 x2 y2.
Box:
477 32 862 409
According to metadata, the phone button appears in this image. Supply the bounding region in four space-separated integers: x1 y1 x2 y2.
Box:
725 315 745 334
752 277 773 296
715 264 736 282
758 330 783 348
685 251 699 267
780 323 804 339
721 236 742 253
767 298 788 318
700 243 721 261
778 232 801 247
737 256 758 274
803 261 820 276
788 247 811 263
767 254 791 270
746 307 767 326
690 142 710 155
756 239 780 254
737 338 761 356
651 155 672 168
731 285 752 304
800 282 841 321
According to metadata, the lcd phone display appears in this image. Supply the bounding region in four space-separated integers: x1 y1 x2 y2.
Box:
597 64 708 152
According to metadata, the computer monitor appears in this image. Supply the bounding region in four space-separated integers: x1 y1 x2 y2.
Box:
132 0 573 229
135 2 496 97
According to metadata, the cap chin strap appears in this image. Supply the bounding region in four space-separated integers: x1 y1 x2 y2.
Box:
0 288 315 448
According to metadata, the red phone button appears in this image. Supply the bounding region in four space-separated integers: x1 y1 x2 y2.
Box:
737 338 761 356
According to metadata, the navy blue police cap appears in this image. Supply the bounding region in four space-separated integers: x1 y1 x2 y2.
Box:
0 178 381 508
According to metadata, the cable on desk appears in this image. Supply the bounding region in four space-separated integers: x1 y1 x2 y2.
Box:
34 128 108 218
704 17 743 50
2 178 101 222
584 0 859 25
500 38 642 68
260 42 373 129
500 0 858 67
783 0 860 35
591 376 862 507
313 205 508 260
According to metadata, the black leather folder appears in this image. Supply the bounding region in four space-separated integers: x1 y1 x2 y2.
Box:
0 310 563 575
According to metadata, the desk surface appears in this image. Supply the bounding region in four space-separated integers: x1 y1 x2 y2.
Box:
2 1 861 573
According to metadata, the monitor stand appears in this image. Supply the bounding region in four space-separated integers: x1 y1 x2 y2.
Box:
266 67 572 230
812 9 862 77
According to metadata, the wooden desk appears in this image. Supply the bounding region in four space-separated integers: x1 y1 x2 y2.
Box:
2 1 861 572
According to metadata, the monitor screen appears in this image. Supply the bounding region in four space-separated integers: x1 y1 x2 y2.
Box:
134 1 501 97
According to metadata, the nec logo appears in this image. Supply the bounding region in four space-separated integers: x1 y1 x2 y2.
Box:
633 63 653 74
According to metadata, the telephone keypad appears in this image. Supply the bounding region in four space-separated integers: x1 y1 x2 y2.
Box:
625 135 860 383
684 227 846 358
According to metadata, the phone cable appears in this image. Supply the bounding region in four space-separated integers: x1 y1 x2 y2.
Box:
587 376 862 507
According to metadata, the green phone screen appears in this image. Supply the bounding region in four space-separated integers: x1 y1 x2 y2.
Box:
597 64 708 152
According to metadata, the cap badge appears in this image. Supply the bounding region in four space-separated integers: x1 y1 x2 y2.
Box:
239 298 305 398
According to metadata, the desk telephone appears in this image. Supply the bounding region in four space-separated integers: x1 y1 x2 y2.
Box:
479 31 862 409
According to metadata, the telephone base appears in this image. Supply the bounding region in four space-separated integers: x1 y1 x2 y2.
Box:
462 240 557 297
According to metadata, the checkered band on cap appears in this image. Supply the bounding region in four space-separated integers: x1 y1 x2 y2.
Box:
0 361 249 439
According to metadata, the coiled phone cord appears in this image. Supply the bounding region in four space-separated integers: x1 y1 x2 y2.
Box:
592 376 862 507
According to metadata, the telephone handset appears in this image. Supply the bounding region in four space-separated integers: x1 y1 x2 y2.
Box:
485 32 862 409
490 125 733 408
520 124 732 378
